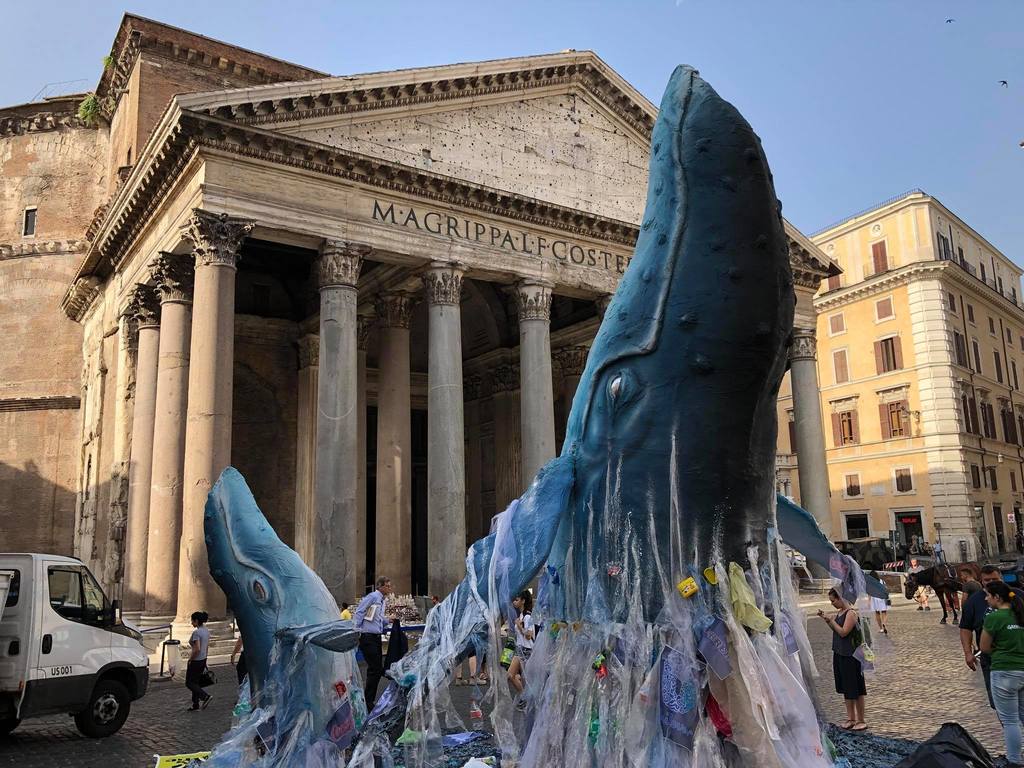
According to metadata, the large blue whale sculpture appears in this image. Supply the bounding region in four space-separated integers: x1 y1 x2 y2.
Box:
372 65 880 767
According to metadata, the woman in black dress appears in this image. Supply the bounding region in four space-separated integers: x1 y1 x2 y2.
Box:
818 587 867 731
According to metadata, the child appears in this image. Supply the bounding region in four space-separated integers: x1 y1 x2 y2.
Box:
507 590 535 708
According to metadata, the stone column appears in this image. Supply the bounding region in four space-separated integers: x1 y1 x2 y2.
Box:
176 210 253 622
313 240 367 605
595 294 613 320
294 334 319 564
106 307 137 597
123 286 160 612
516 280 557 481
356 315 373 594
422 263 466 596
790 329 832 539
144 253 194 618
374 292 415 592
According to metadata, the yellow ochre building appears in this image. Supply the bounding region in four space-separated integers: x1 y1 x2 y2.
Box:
777 189 1024 563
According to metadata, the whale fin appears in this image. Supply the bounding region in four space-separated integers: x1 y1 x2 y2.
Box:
776 494 889 600
274 622 359 653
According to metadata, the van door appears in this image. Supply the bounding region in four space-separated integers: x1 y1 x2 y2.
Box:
20 563 112 717
0 561 32 721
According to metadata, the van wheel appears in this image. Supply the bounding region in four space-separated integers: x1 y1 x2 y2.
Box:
0 717 19 737
74 679 130 738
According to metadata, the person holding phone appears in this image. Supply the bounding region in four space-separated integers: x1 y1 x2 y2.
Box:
980 581 1024 766
818 588 867 731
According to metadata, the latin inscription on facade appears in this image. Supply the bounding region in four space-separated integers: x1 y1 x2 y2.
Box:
371 200 632 274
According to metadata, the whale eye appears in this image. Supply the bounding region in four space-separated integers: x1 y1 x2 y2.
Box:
606 370 640 413
609 375 623 399
252 579 268 602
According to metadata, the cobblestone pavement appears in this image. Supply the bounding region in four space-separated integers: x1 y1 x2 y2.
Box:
0 603 1007 766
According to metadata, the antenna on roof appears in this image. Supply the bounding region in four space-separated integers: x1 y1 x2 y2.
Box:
30 79 90 102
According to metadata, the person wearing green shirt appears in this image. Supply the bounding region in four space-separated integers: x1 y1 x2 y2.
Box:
981 580 1024 767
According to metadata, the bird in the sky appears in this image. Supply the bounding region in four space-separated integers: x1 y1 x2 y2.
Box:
945 18 955 23
999 80 1009 88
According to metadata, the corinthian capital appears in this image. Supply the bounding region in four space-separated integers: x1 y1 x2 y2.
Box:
319 240 370 289
515 280 553 322
181 209 254 269
789 329 817 362
422 262 466 306
127 284 161 328
151 252 194 304
375 292 415 329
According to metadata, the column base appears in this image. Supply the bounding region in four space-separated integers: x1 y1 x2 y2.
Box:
798 577 834 594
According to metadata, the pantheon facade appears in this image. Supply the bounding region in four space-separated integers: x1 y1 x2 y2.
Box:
0 16 837 626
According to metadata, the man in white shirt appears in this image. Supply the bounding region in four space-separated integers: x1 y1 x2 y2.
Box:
354 576 392 707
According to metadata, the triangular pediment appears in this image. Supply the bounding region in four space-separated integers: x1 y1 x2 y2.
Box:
176 51 656 222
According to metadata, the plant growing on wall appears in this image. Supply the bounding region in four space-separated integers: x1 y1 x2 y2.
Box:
76 94 101 124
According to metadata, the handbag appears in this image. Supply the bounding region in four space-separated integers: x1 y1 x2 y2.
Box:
198 665 217 687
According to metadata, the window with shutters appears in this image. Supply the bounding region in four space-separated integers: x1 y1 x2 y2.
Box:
1008 328 1014 344
881 400 907 439
845 513 870 540
827 274 841 292
989 316 997 335
937 233 952 260
981 402 997 439
971 464 982 489
953 331 970 368
989 467 999 491
831 409 859 446
1013 360 1020 391
995 351 1004 383
1013 471 1018 493
894 467 914 493
982 263 988 283
973 339 983 374
948 292 957 312
962 394 974 433
833 349 850 384
999 277 1005 295
829 313 845 335
844 473 862 498
969 396 981 434
871 241 888 274
875 297 894 321
1003 408 1019 444
968 304 976 324
875 336 902 373
1019 413 1024 446
787 411 797 454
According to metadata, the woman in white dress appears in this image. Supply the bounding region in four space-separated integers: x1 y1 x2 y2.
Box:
868 571 889 634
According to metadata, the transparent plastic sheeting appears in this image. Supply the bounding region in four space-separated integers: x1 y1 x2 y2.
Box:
352 487 874 768
198 622 366 768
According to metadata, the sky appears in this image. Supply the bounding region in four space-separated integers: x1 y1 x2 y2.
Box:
2 1 1021 259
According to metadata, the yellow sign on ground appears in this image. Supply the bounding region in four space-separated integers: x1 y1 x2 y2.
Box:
153 752 210 767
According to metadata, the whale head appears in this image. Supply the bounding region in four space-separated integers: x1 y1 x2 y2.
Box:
204 467 341 697
562 66 794 618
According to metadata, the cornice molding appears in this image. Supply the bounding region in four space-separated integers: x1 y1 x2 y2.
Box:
0 110 89 138
1 239 87 260
62 277 101 323
196 61 655 141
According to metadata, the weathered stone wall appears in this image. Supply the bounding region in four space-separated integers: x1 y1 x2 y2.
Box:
296 92 649 224
0 118 108 558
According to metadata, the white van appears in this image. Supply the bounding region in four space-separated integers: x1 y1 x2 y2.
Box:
0 554 149 738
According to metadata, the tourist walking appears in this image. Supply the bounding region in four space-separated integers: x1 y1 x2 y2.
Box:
961 564 1004 707
868 571 889 634
819 587 867 731
981 580 1024 766
185 611 213 711
354 576 392 708
507 590 535 708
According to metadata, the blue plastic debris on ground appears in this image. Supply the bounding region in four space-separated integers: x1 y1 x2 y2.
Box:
390 731 499 767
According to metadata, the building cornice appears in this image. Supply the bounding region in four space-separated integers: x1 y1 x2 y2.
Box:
816 259 1024 323
95 15 327 116
1 239 88 260
0 109 89 138
188 58 656 143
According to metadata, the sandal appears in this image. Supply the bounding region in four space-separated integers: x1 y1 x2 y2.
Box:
840 720 855 730
852 722 868 731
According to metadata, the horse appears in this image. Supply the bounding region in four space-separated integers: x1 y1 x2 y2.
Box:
904 564 963 625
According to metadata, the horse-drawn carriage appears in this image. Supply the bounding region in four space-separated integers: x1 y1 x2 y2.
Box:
902 558 1024 624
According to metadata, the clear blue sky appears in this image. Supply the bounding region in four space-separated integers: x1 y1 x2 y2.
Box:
3 1 1021 259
